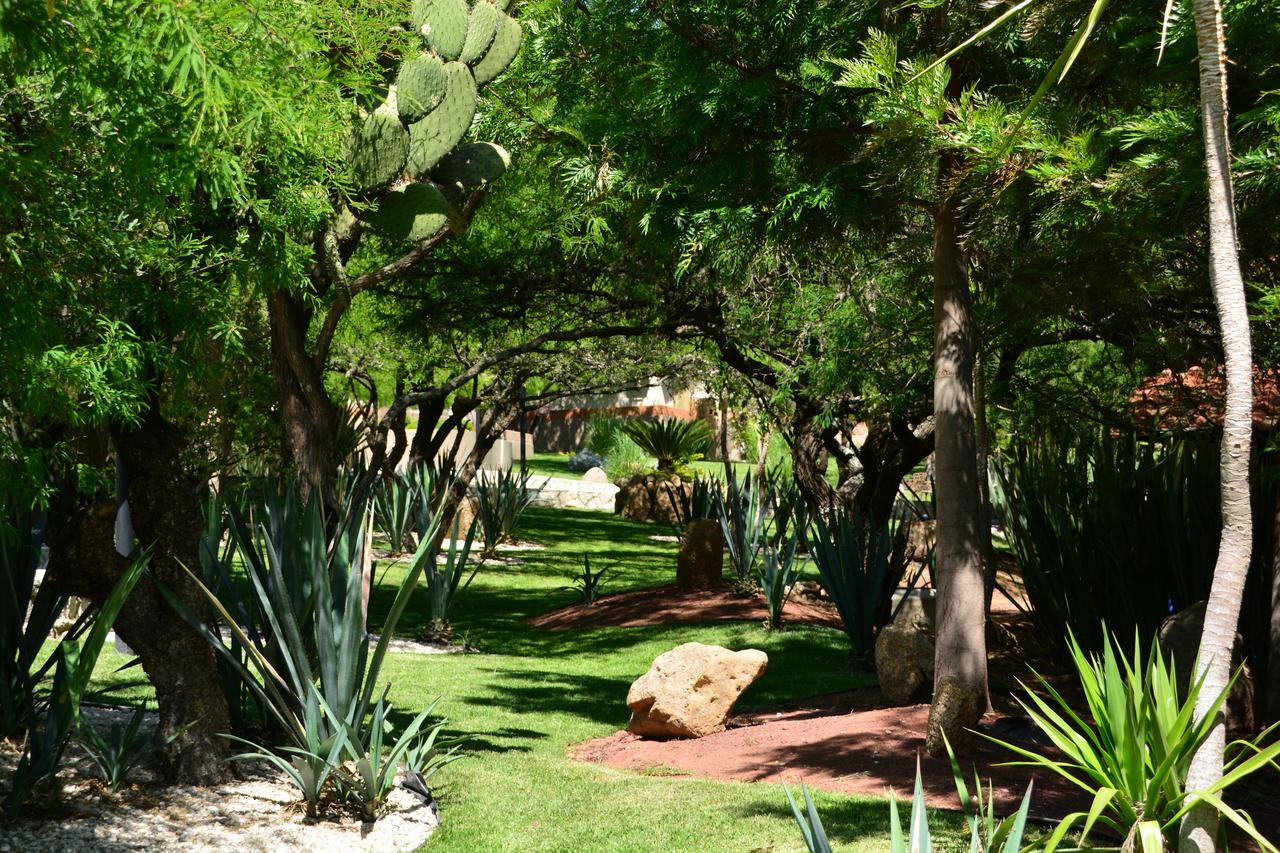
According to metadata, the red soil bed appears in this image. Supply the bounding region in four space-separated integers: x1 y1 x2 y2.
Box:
527 584 844 631
573 689 1086 819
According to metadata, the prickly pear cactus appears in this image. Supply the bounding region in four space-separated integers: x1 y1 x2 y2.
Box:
472 11 522 85
459 1 501 65
349 97 409 192
344 1 523 241
396 54 449 123
407 62 477 177
431 142 510 192
413 0 469 61
362 182 450 243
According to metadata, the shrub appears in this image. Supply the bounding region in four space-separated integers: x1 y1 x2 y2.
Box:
990 629 1280 852
992 428 1278 665
603 434 649 481
567 450 605 472
620 417 711 473
473 467 537 557
805 504 912 658
584 415 626 457
666 476 719 534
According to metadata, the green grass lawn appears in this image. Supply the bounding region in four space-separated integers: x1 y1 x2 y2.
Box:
80 505 974 851
523 452 836 486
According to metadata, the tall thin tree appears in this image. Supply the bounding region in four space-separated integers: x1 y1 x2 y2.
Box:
1179 0 1254 845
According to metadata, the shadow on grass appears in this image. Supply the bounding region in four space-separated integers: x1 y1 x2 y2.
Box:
460 667 634 729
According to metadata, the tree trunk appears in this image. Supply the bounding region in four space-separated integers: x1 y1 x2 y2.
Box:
925 189 988 757
268 290 340 503
1179 0 1255 846
52 407 231 784
1268 486 1280 724
974 350 998 614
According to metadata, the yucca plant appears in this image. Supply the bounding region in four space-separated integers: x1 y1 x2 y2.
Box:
990 630 1280 852
785 784 833 853
805 504 911 659
620 417 711 474
77 705 151 791
4 550 147 820
666 476 720 537
713 470 770 589
473 467 537 558
757 533 803 630
373 474 419 556
422 515 479 642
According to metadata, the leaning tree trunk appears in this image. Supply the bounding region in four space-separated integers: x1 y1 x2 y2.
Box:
925 189 989 757
53 406 231 783
1179 0 1255 846
268 290 341 503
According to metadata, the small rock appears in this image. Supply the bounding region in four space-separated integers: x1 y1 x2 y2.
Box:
581 466 610 484
875 622 934 705
627 642 767 738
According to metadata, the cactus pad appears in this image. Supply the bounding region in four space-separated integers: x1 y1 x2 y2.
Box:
413 0 469 61
431 142 510 191
472 12 522 87
396 53 449 123
348 101 409 193
406 62 477 177
460 1 501 66
361 182 450 243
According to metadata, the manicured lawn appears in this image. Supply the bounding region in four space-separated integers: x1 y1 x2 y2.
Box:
80 505 976 851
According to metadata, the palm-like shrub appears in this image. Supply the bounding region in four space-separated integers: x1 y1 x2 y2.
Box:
620 417 711 474
991 630 1280 852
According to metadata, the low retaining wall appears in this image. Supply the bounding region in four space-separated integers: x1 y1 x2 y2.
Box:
528 476 618 511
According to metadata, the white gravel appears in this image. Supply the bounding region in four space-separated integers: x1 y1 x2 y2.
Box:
1 707 439 853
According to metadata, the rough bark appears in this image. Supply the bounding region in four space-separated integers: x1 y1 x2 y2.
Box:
268 289 340 503
1269 488 1280 723
50 407 230 784
850 416 935 527
1179 0 1255 845
925 189 988 757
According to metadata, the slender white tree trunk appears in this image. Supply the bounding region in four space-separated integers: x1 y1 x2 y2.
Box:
1179 0 1255 847
926 191 989 756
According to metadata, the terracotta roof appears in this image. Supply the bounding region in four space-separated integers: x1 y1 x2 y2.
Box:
1130 365 1280 432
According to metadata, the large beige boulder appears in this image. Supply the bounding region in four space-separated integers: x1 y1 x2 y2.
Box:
676 519 725 590
627 643 767 738
875 621 934 705
581 466 611 484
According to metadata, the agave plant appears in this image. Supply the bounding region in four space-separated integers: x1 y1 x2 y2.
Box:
473 467 537 557
786 748 1032 853
4 550 147 819
564 554 611 606
77 705 151 791
423 515 479 642
373 473 419 555
991 629 1280 852
620 417 711 474
757 533 803 630
713 470 771 589
805 504 912 658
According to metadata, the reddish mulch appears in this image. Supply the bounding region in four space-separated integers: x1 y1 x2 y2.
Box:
526 583 844 631
573 689 1088 822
